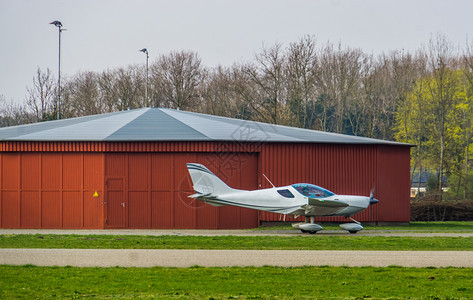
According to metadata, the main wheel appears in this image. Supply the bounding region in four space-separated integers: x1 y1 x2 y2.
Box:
300 229 308 233
309 231 317 234
348 230 358 234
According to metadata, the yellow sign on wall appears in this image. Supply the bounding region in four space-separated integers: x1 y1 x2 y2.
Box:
93 191 99 197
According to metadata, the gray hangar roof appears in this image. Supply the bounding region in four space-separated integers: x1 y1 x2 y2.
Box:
0 108 408 145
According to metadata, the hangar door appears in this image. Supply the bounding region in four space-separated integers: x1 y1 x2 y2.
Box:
104 152 259 229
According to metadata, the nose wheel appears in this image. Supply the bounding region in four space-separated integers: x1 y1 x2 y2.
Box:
339 217 364 233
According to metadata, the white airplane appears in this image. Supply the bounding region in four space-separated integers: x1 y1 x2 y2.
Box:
186 163 379 234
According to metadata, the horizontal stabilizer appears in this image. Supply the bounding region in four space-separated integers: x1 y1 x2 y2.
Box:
189 193 212 199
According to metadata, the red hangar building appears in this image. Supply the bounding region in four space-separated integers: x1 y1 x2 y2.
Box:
0 108 412 229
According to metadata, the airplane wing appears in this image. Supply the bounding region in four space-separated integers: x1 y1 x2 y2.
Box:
308 198 348 207
302 198 349 216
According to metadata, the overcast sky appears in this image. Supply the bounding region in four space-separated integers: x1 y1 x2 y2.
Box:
1 0 472 104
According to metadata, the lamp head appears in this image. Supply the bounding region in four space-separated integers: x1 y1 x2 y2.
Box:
50 20 63 28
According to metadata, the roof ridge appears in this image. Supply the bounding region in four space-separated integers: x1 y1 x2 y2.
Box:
102 108 150 140
159 108 214 140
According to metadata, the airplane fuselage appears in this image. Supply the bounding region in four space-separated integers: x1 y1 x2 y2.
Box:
201 185 371 217
186 163 378 233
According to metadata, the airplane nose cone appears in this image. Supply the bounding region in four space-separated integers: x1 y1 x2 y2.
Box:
370 198 379 205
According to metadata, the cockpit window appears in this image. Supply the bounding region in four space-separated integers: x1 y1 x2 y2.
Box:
292 184 335 198
277 189 295 198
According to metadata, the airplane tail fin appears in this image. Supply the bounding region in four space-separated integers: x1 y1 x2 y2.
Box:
186 163 237 196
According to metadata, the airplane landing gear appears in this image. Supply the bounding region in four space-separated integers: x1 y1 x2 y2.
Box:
339 217 364 233
292 216 323 234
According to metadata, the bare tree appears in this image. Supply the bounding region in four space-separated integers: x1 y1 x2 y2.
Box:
316 43 363 133
97 69 119 112
199 66 240 117
67 71 104 116
25 68 56 121
239 43 287 124
286 35 318 128
114 66 145 111
0 95 33 126
151 51 203 109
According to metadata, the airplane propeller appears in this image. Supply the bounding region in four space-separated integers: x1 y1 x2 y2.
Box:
369 189 379 205
369 188 379 221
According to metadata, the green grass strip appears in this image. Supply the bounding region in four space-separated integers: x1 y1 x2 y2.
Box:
1 234 473 250
0 265 472 299
256 221 473 231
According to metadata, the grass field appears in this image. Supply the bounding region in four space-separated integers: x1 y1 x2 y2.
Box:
1 234 473 250
1 222 472 299
1 265 472 299
257 221 473 231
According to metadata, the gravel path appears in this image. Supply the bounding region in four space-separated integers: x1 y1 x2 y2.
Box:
1 249 472 268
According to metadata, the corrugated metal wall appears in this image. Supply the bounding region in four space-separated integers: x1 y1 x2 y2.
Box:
258 144 410 223
0 141 411 228
0 152 104 228
103 152 258 229
376 145 411 222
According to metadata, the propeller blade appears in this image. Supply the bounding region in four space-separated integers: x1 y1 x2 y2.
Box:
369 188 378 205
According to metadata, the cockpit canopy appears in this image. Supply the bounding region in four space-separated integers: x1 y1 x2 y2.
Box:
292 183 335 198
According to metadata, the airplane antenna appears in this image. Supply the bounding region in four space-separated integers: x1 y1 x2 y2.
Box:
262 174 275 188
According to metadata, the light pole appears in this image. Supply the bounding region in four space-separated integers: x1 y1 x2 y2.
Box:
139 48 149 106
50 20 64 119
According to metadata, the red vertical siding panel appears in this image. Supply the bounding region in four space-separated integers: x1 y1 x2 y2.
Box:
21 153 40 190
193 152 218 228
173 153 196 228
214 153 241 229
173 190 195 228
239 153 259 228
1 191 19 227
84 190 102 228
151 153 174 190
174 153 195 193
104 178 125 228
196 204 218 229
128 191 149 228
84 153 103 190
41 191 61 228
20 191 40 228
84 154 103 228
63 191 82 228
62 154 82 228
20 153 41 228
40 153 58 227
2 153 19 189
151 191 172 228
128 154 149 228
376 146 410 222
42 153 60 189
105 153 126 177
150 153 174 228
63 153 82 190
1 153 20 227
216 153 240 188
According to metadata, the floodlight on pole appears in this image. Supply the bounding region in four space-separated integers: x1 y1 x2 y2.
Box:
50 20 65 120
139 48 149 106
